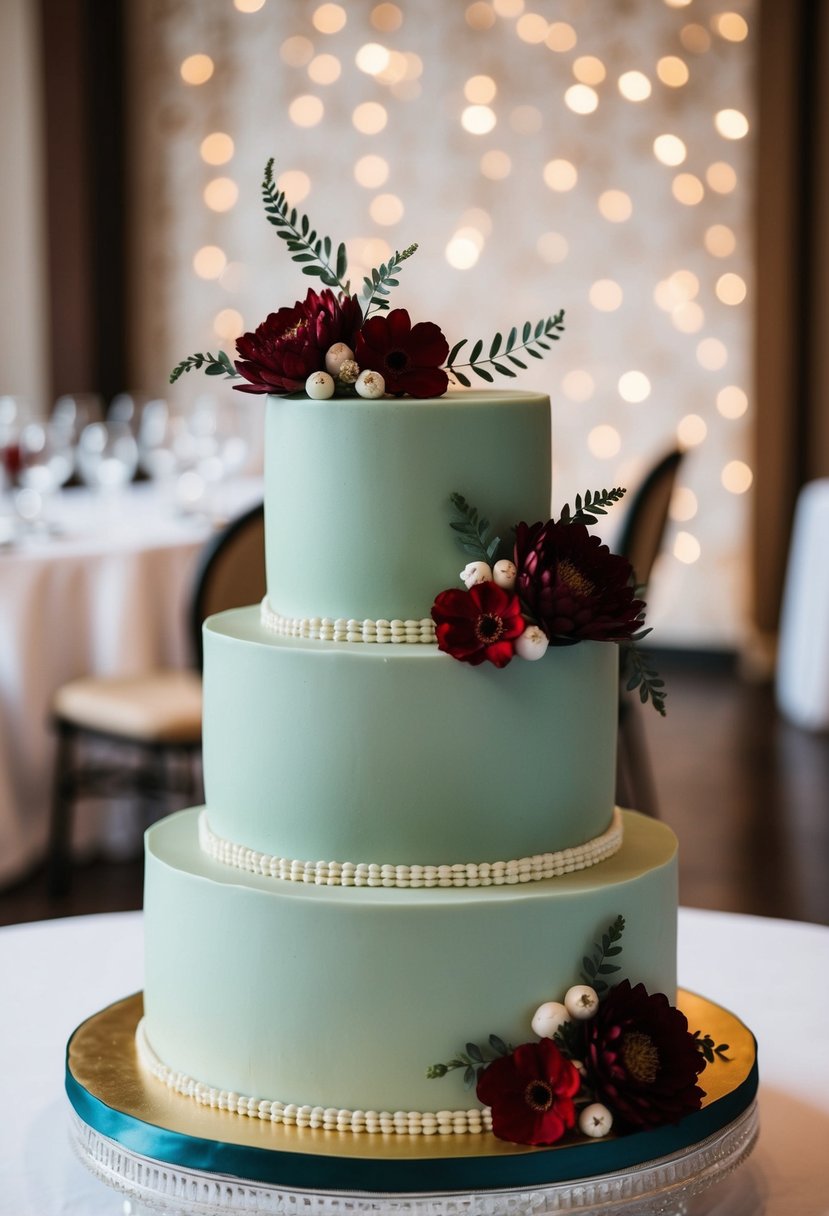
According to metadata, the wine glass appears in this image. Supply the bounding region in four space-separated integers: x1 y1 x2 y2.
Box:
76 421 139 492
109 391 149 434
137 399 180 481
14 422 74 533
0 395 32 493
51 392 104 444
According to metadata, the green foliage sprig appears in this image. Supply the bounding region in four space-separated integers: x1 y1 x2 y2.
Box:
445 312 566 387
692 1031 731 1064
624 641 667 716
169 350 238 385
362 243 419 319
426 1035 512 1088
581 915 625 995
261 158 349 292
558 487 627 526
449 492 502 564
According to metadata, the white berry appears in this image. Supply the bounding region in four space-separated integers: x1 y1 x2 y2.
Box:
515 625 549 661
306 371 336 400
564 985 599 1020
531 1001 570 1039
493 559 517 590
460 561 492 588
579 1103 613 1138
325 343 354 376
355 369 385 399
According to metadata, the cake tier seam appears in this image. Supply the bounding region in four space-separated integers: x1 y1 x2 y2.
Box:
260 597 437 644
197 807 624 888
135 1018 493 1135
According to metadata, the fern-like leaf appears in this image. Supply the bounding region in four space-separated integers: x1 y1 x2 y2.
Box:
445 311 565 385
623 644 667 716
261 158 349 292
361 243 418 318
449 492 502 564
558 487 627 526
169 350 238 385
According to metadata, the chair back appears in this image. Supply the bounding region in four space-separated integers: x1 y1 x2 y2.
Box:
616 450 683 589
189 502 266 668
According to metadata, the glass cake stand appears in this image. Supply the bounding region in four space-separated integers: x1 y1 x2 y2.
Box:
66 993 759 1216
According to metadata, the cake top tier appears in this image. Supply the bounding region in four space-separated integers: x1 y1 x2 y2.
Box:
264 390 551 624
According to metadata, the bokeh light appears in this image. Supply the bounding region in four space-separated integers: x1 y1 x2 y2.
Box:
276 169 311 202
712 11 749 41
193 246 226 280
704 224 737 256
618 370 651 402
516 13 549 42
213 308 244 340
280 36 314 67
537 231 569 263
369 193 404 225
561 370 595 402
653 134 687 166
353 101 388 133
573 56 606 84
462 105 497 134
200 133 234 165
697 338 728 370
674 531 701 563
598 189 632 221
308 53 341 84
180 54 214 85
543 159 578 191
203 177 238 211
371 2 402 31
588 425 622 459
312 3 346 33
715 109 749 139
465 2 496 30
289 95 324 127
356 43 391 75
546 22 577 51
706 162 738 193
565 84 599 114
618 71 651 101
721 460 753 493
670 487 698 522
677 413 708 445
590 279 623 311
672 173 704 204
465 74 497 103
354 155 389 188
680 23 712 53
657 55 689 86
717 386 748 419
716 273 747 305
480 149 512 179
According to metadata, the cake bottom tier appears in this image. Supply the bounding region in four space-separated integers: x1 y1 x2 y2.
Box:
142 809 677 1121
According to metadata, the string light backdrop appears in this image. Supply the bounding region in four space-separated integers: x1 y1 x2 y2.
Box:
129 0 753 646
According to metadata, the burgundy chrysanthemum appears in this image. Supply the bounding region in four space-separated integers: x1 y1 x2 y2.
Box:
355 308 449 397
584 980 706 1130
476 1039 581 1146
234 288 363 394
432 582 525 668
514 520 645 642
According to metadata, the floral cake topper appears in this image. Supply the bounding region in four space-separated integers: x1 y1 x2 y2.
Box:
432 489 666 713
171 160 565 399
427 916 729 1147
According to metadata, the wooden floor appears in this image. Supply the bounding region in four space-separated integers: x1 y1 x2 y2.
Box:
1 659 827 928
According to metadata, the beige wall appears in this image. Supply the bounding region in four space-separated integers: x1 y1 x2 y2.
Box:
0 0 48 412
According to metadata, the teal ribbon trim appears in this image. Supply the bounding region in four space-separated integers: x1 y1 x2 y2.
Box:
66 1050 758 1193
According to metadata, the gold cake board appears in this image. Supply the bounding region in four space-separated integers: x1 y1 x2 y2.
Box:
66 990 759 1213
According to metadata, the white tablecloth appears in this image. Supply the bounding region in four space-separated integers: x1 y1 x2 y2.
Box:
0 907 827 1214
0 479 263 886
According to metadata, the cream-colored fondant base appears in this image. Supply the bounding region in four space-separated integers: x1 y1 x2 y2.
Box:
143 808 678 1118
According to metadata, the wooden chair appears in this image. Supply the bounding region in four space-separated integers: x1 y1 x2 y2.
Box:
615 450 684 817
47 502 265 896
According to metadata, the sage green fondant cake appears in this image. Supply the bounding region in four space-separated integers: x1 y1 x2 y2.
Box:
140 389 680 1131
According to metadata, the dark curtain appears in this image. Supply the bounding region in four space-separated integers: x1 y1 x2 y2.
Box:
754 0 829 639
38 0 127 404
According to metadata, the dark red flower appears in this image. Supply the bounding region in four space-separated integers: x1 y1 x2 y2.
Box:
432 582 525 668
355 308 449 397
584 980 706 1130
477 1039 581 1145
514 520 645 642
234 288 363 393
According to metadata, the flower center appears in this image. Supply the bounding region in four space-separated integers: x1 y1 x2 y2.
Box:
621 1031 660 1084
475 613 505 644
385 349 410 372
557 558 595 598
524 1079 555 1112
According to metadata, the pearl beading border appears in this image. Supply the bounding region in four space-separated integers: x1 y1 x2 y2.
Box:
135 1019 492 1136
198 807 624 889
260 597 436 644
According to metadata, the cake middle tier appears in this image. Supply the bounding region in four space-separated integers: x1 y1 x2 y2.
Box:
203 606 619 865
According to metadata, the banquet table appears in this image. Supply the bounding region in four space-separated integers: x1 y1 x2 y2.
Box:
0 906 827 1215
0 478 263 887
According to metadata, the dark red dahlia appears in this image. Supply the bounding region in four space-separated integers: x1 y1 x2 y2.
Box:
476 1038 581 1146
234 288 363 393
514 520 645 642
432 582 525 668
355 308 449 397
584 980 706 1130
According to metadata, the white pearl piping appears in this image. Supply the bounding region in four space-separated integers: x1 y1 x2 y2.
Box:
260 597 436 644
198 807 624 888
135 1019 492 1136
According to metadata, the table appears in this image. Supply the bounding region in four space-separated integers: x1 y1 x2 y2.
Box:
0 907 827 1214
0 478 263 887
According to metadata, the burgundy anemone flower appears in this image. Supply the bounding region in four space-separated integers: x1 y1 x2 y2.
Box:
432 582 525 668
476 1039 581 1146
584 980 706 1130
234 288 363 393
355 308 449 397
514 520 645 642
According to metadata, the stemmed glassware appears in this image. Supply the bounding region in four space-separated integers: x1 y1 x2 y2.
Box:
13 421 75 534
76 420 139 493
